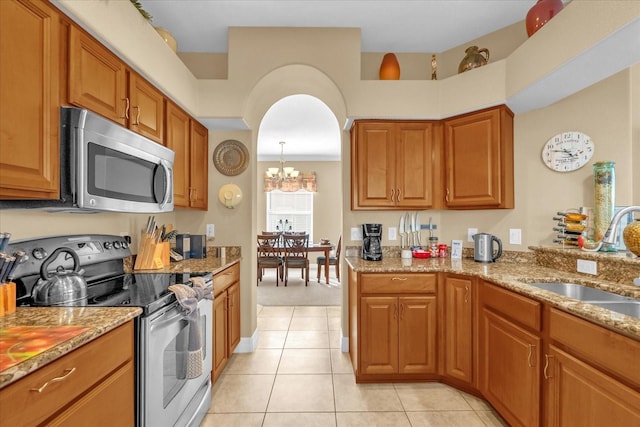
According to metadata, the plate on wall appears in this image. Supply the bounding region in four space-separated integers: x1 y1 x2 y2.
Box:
213 139 249 176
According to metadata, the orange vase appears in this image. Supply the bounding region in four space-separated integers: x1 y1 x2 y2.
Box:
379 53 400 80
526 0 564 37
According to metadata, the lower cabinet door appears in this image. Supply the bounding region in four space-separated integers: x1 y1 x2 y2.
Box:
228 281 241 354
213 292 229 381
545 345 640 426
480 308 540 427
360 296 398 375
398 296 437 374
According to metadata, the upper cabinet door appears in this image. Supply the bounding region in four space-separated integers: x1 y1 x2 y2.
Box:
443 105 514 209
189 119 208 210
0 0 60 199
128 72 165 144
351 122 396 209
68 25 127 125
165 102 191 208
395 122 438 208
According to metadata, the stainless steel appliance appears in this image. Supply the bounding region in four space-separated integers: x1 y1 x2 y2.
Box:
0 107 174 213
361 223 382 261
7 234 212 427
473 233 503 262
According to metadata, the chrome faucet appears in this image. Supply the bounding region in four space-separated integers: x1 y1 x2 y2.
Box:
601 206 640 245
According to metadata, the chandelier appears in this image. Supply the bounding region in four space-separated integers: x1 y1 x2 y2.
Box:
266 141 299 188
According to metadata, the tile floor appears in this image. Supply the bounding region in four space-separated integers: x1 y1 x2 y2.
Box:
201 305 508 427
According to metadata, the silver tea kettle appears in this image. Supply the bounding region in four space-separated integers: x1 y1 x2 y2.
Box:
473 233 502 263
32 247 88 306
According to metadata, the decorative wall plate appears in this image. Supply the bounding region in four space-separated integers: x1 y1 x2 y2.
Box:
213 139 249 176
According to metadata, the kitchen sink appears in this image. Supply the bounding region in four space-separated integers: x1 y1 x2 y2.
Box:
587 301 640 318
527 282 632 302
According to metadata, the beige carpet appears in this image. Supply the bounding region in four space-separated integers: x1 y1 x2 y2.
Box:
257 264 342 306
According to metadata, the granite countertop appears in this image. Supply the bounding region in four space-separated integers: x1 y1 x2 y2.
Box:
345 254 640 341
0 307 141 389
0 251 242 390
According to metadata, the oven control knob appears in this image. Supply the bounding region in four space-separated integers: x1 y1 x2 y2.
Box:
121 241 129 249
113 241 122 249
104 241 112 250
32 247 47 260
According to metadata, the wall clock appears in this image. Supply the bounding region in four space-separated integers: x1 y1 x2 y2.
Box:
542 131 594 172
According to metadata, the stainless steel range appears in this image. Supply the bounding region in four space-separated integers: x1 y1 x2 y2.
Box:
7 234 213 427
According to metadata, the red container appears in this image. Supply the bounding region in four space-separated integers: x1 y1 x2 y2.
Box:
438 244 448 258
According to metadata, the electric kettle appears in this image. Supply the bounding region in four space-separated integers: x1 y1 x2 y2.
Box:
473 233 502 263
32 247 88 306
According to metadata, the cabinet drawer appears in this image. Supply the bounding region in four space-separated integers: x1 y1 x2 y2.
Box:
480 281 541 331
214 262 239 296
361 273 436 294
549 308 640 387
0 321 134 427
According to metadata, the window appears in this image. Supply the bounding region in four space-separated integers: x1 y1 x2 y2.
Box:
266 191 314 241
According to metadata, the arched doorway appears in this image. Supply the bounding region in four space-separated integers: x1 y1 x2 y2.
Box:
256 94 341 304
243 64 349 348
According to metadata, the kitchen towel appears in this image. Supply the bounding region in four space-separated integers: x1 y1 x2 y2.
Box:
168 283 203 379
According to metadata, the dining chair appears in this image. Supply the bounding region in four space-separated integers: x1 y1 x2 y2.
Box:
282 232 310 286
317 234 342 283
257 233 284 286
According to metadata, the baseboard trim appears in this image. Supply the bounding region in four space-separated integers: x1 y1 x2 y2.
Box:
234 329 259 353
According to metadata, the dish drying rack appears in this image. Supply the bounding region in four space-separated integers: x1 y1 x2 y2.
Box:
552 210 587 247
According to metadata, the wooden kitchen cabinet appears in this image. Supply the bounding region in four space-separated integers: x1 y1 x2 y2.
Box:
350 120 441 210
0 0 61 199
443 274 474 385
68 25 166 144
128 72 165 144
212 262 241 382
68 25 127 126
544 308 640 426
351 271 438 381
443 105 514 209
0 321 135 427
479 281 541 427
166 101 208 210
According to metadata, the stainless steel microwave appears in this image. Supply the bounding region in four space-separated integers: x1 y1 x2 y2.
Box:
1 107 174 213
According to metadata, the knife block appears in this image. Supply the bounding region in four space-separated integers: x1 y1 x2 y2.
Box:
134 232 165 270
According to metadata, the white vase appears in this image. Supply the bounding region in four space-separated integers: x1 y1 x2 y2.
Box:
154 27 177 53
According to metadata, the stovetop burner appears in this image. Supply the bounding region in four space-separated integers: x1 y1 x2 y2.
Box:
7 234 212 316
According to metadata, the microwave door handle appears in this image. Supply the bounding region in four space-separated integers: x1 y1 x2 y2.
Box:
159 160 171 209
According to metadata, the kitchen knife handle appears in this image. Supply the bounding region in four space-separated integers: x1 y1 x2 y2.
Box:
30 368 76 393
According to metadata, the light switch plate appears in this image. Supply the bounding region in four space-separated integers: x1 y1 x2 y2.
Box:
350 227 362 241
577 259 597 275
509 228 522 245
388 227 397 241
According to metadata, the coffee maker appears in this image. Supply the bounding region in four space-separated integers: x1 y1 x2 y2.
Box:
361 223 383 261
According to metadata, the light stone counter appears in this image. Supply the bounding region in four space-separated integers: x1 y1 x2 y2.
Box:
346 249 640 341
0 307 141 389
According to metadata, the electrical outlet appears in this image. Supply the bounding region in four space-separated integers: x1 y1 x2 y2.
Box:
206 224 215 238
467 228 478 242
577 259 597 275
350 227 362 241
388 227 397 241
509 228 522 245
